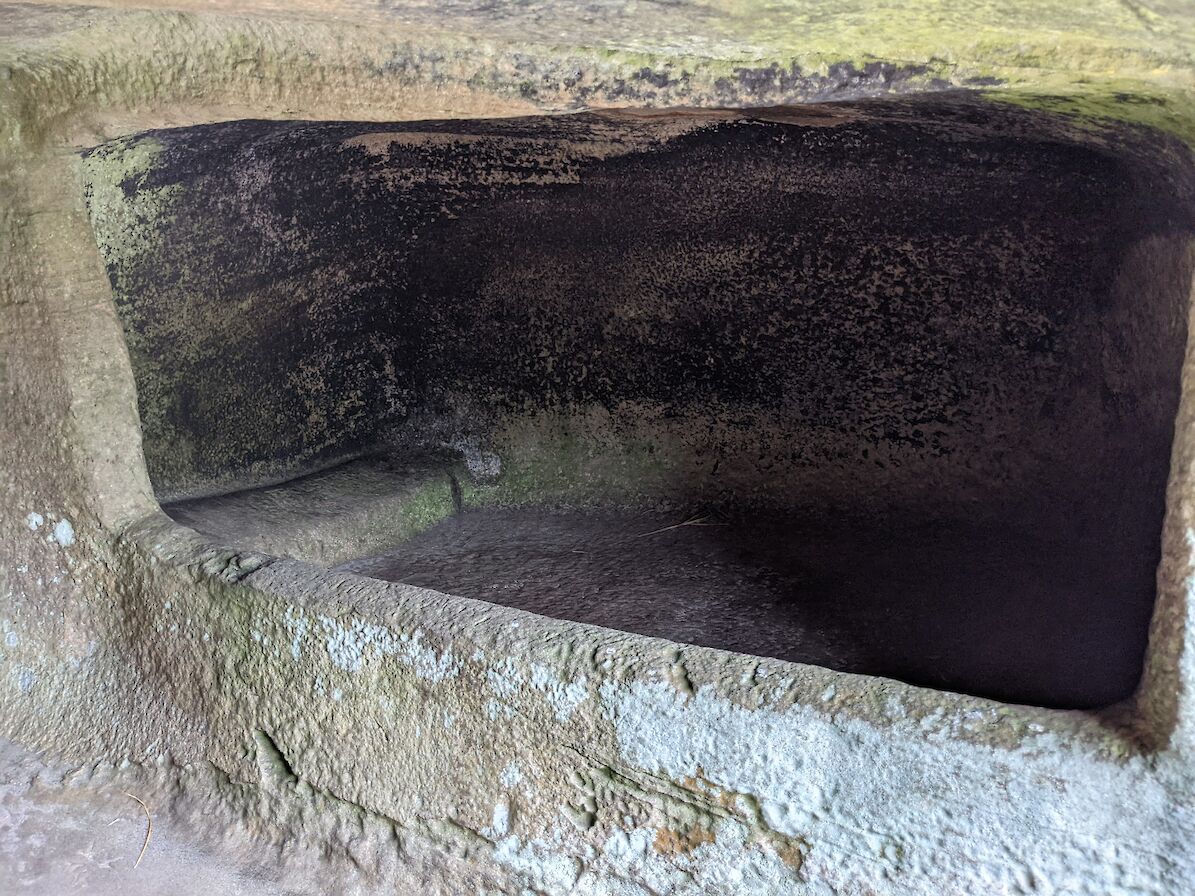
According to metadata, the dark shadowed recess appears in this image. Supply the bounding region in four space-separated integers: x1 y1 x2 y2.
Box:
85 95 1195 709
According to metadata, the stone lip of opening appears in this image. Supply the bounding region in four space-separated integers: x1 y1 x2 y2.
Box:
84 95 1195 712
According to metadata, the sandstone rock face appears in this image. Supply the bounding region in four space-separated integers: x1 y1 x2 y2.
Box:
4 2 1195 894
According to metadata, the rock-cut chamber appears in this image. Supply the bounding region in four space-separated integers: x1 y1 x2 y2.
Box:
83 97 1195 709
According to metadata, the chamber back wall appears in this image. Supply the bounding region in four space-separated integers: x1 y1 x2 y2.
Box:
83 99 1194 546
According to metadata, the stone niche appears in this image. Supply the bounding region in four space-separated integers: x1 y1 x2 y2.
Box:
85 95 1195 711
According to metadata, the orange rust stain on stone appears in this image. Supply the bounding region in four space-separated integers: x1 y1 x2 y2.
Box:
769 836 809 871
653 825 716 856
680 766 739 810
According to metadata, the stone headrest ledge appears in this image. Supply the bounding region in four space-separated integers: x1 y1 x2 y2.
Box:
4 2 1195 894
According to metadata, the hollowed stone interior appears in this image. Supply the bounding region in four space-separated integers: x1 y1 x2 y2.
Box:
83 97 1195 709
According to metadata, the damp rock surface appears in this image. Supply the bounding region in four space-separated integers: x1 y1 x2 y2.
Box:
85 99 1194 516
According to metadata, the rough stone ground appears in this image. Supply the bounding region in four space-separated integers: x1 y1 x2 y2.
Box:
0 738 381 896
1 740 264 895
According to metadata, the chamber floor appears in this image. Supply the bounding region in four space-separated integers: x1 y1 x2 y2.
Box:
336 505 1157 709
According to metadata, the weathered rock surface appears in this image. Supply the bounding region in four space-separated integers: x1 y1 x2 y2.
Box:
4 1 1195 893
